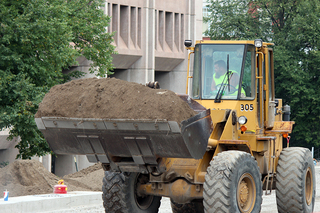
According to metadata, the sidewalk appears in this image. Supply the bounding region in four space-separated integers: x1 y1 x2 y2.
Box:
0 191 102 213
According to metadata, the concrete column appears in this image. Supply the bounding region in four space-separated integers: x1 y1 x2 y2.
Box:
77 155 94 171
54 154 94 177
128 0 155 84
147 0 156 82
41 154 52 172
0 144 19 165
0 132 20 165
195 0 203 40
54 155 76 177
31 155 51 172
104 1 110 33
155 0 202 94
156 61 188 94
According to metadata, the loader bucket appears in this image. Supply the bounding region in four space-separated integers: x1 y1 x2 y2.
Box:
35 109 212 173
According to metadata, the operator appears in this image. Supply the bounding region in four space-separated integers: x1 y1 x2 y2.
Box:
211 60 245 97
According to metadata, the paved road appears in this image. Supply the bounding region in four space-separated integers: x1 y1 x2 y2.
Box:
45 166 320 213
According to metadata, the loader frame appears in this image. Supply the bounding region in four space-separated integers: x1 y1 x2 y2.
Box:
138 40 295 203
36 39 314 213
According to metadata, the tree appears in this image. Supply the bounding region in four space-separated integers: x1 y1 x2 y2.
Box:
0 0 115 159
204 0 320 148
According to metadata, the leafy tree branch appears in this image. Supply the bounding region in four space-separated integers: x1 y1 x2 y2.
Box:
205 0 320 148
0 0 116 158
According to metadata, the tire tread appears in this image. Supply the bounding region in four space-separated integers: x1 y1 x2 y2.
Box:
203 151 262 213
102 172 129 213
276 147 315 213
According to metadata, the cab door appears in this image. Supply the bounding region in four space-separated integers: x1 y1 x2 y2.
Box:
256 49 264 133
264 49 275 129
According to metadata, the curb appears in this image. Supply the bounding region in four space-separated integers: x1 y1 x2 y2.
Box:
0 191 102 213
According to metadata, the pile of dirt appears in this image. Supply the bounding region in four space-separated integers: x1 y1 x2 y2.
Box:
0 160 59 197
63 163 104 192
0 160 104 197
35 78 197 124
64 162 102 179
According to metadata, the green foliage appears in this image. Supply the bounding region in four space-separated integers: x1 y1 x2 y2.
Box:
205 0 320 148
0 0 115 159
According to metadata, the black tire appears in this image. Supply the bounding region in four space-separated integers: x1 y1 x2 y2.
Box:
276 147 316 213
171 199 204 213
203 151 262 213
102 171 161 213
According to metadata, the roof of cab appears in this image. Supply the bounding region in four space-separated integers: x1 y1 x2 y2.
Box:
195 40 274 46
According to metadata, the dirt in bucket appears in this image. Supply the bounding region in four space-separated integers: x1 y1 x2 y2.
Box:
35 78 197 124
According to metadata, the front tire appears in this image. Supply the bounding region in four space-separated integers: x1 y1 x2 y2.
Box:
102 171 161 213
276 147 316 213
203 151 262 213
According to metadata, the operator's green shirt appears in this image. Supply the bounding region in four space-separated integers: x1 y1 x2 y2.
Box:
213 72 246 96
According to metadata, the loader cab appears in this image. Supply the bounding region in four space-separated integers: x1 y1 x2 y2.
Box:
186 40 276 132
191 43 255 101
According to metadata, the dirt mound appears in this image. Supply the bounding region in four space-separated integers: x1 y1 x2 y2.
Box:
35 78 197 124
64 162 102 179
0 160 59 197
63 163 104 192
0 160 104 197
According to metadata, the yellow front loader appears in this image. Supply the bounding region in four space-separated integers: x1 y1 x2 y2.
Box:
36 39 315 213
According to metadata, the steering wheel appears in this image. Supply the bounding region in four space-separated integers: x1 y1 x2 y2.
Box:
211 84 238 96
224 85 238 94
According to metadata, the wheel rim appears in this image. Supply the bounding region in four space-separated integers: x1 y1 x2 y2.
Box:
135 193 154 210
135 174 154 210
305 167 313 205
237 173 256 213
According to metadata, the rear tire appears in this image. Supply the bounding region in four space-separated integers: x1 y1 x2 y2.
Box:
203 151 262 213
276 147 316 213
102 171 161 213
171 199 204 213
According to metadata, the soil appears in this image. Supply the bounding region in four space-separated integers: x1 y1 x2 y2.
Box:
0 160 104 197
6 79 197 197
35 78 197 124
63 163 104 192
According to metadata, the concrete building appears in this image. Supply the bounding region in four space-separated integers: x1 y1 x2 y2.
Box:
0 129 19 166
74 0 203 94
202 0 211 38
107 0 203 94
0 0 203 176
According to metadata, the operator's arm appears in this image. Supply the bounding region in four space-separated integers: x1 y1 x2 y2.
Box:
230 73 246 97
230 73 239 88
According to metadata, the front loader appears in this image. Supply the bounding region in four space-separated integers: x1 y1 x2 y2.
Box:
36 39 315 213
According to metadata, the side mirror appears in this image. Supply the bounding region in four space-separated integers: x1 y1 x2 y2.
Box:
184 40 192 47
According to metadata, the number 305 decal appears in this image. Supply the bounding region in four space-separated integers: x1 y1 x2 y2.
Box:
240 104 254 111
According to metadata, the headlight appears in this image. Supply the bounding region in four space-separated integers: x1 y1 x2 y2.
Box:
238 116 247 125
254 39 263 48
184 40 192 47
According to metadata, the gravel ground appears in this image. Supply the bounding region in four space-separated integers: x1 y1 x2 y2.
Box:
45 166 320 213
